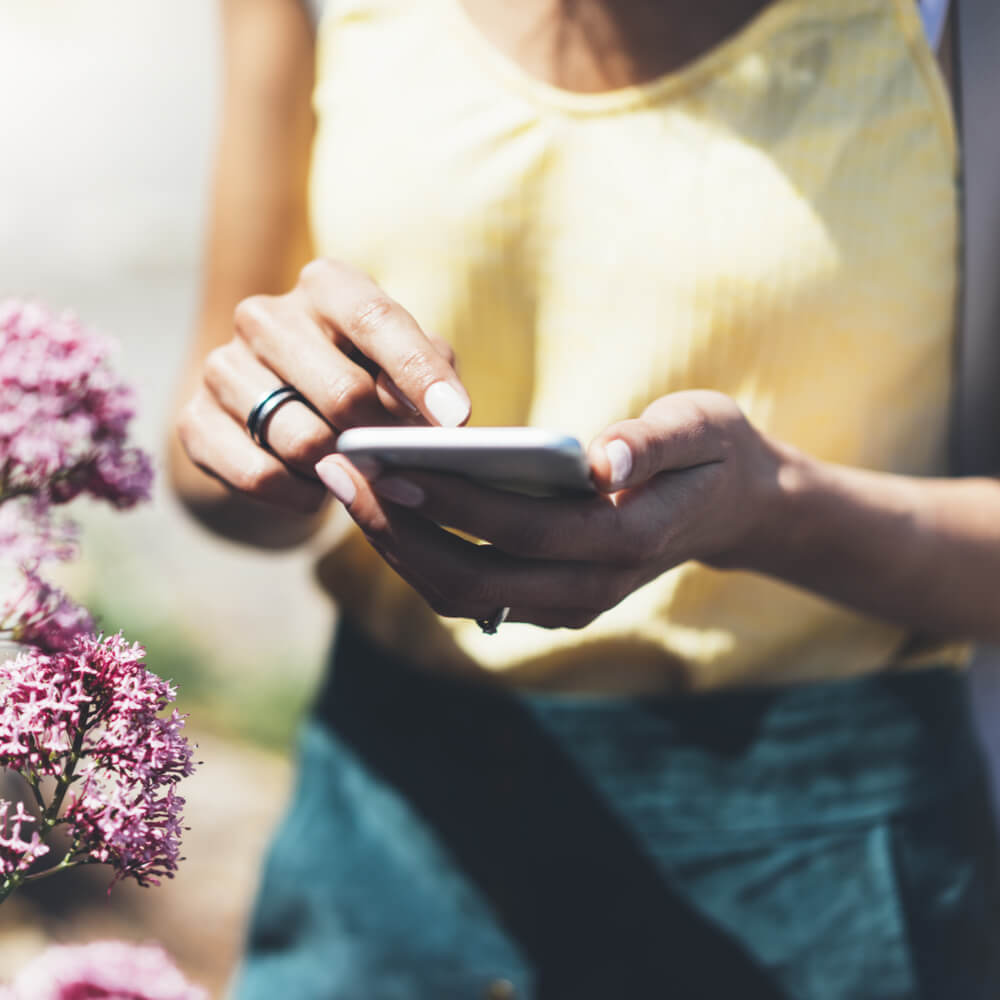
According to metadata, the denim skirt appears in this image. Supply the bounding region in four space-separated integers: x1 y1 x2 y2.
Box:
234 621 1000 999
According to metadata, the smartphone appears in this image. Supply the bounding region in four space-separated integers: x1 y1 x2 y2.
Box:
336 426 595 497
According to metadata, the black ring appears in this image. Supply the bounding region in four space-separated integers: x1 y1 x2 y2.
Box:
246 385 307 453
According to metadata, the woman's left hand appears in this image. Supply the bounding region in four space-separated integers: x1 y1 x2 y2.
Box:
314 390 789 629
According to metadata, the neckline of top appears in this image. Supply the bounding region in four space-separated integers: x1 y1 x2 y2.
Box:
439 0 884 116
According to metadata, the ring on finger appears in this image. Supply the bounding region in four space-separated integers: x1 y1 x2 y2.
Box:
246 385 308 455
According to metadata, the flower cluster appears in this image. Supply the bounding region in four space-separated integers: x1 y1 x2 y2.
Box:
0 300 199 993
1 564 94 653
0 300 152 509
0 299 153 651
0 939 207 1000
0 634 196 895
0 799 49 879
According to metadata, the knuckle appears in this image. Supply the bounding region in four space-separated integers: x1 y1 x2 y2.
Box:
175 405 201 455
394 345 436 385
298 257 333 288
346 295 397 342
232 454 279 496
201 345 234 393
321 372 377 424
176 391 216 453
681 397 713 439
232 294 274 341
298 256 357 291
282 423 333 468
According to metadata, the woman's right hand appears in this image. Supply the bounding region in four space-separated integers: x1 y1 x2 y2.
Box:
177 258 469 516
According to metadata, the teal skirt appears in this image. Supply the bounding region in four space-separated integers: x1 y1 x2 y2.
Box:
234 621 1000 999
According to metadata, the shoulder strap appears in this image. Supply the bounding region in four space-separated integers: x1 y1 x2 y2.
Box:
953 0 1000 475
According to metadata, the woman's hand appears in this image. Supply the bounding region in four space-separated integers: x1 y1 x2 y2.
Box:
177 259 470 516
314 391 788 628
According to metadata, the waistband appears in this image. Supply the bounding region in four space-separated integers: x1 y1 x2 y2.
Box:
315 619 986 838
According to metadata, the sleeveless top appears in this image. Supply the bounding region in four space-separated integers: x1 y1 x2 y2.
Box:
306 0 963 693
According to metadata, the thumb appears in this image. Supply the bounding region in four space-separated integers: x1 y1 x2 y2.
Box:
588 394 725 493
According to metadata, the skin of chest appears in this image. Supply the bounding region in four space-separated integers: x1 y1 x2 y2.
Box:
456 0 774 93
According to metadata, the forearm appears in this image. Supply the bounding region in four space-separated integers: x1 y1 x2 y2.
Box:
750 445 1000 642
168 0 318 549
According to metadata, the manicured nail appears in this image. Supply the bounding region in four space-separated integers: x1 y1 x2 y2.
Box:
605 439 633 489
424 381 470 428
314 457 356 507
374 477 425 508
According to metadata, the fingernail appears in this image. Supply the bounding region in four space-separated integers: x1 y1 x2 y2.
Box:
605 439 633 489
424 381 470 428
373 476 425 508
315 457 356 506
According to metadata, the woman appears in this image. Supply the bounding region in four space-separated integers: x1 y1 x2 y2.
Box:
171 0 1000 996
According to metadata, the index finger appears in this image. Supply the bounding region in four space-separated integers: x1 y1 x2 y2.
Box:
298 259 471 427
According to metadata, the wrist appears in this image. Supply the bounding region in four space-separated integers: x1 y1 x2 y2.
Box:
712 435 820 576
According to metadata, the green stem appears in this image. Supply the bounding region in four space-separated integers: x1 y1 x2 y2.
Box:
21 849 87 883
39 704 89 836
0 874 22 904
24 770 47 813
0 849 87 902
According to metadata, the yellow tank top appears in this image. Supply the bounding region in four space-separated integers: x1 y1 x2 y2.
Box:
310 0 964 692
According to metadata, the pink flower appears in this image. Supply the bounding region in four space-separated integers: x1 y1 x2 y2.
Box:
0 300 152 509
0 635 196 888
0 497 91 651
0 644 92 775
4 940 207 1000
0 798 49 878
0 300 153 654
2 566 94 653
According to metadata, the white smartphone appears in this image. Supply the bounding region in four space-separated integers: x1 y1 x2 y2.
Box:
336 426 595 497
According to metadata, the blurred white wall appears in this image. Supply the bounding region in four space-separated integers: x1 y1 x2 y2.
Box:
0 0 333 683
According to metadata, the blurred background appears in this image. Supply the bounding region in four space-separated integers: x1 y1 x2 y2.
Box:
0 1 334 993
1 1 1000 995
